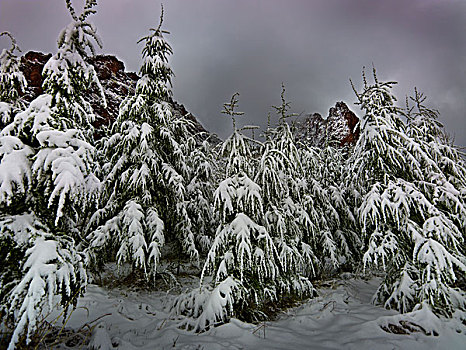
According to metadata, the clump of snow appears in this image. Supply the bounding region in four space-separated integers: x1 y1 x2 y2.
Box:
0 135 32 205
89 322 114 350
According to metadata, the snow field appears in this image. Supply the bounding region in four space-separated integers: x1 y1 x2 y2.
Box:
50 275 465 349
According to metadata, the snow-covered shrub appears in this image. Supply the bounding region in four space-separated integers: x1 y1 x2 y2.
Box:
377 301 443 336
172 276 243 331
349 67 466 316
0 214 86 349
0 32 27 128
88 7 204 279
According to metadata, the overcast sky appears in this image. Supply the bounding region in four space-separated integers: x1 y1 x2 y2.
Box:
1 0 465 146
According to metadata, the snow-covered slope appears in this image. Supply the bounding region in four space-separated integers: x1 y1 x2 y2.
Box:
45 273 465 349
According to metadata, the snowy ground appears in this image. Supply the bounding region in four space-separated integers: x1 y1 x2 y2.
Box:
46 273 465 350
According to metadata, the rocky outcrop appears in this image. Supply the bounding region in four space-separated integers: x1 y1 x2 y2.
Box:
20 51 52 98
86 54 139 133
294 101 359 148
18 51 216 141
18 51 355 148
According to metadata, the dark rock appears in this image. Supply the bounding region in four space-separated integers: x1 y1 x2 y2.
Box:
19 51 51 98
127 72 139 81
87 55 126 80
328 101 359 146
85 55 138 133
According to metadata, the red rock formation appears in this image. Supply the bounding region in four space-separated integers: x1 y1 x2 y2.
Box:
17 51 215 141
328 101 360 147
17 51 356 148
19 51 51 97
294 101 360 148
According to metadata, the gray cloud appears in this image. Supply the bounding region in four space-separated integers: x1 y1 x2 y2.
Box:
1 0 465 146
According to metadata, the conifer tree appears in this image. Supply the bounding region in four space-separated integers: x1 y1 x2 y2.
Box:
87 6 200 279
256 85 317 286
406 88 466 192
301 142 359 273
349 67 466 316
403 89 466 314
259 85 357 278
172 94 284 330
183 135 216 255
0 1 104 347
0 32 27 129
348 67 406 191
42 0 105 136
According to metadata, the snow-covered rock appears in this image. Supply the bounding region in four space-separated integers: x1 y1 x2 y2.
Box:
294 101 359 148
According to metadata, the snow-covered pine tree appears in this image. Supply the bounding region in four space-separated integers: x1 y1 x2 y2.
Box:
349 67 466 317
403 89 466 314
0 32 27 129
18 0 105 229
348 67 407 192
255 84 316 291
42 0 105 138
87 6 199 280
174 132 217 266
0 214 87 349
183 135 216 255
405 88 466 193
172 93 281 330
0 1 105 347
300 142 360 274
